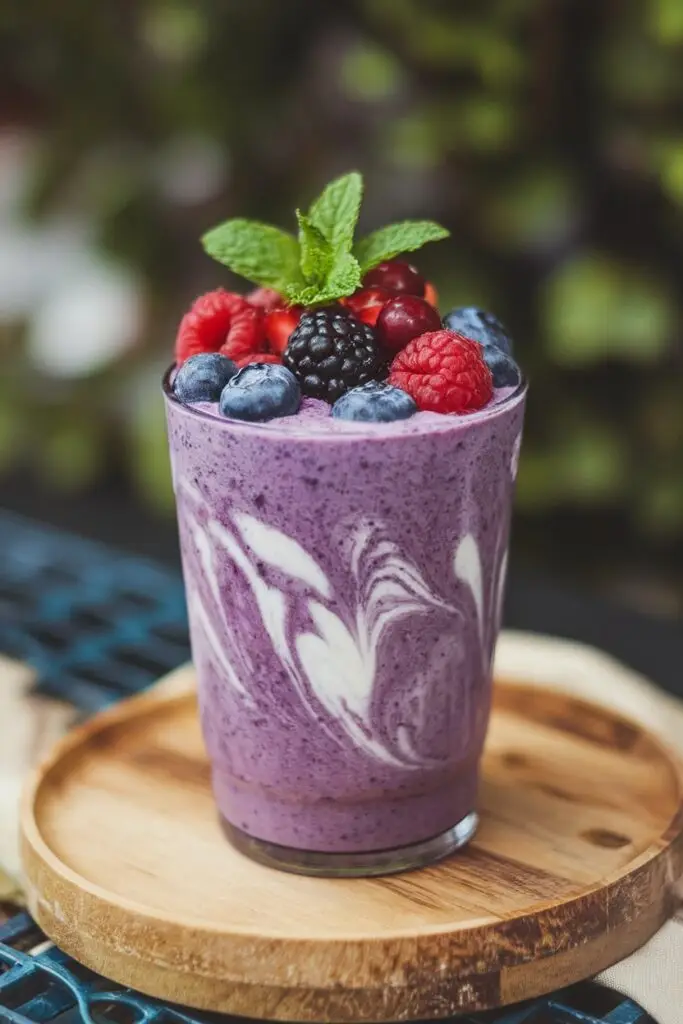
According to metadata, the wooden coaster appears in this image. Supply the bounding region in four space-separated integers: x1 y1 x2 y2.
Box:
20 664 683 1022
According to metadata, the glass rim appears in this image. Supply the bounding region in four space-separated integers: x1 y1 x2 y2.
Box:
162 363 528 444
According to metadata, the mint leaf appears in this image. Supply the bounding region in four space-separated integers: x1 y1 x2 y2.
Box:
354 220 449 273
199 177 448 308
284 283 321 306
296 210 334 287
286 252 361 307
202 218 302 291
323 250 361 299
309 171 363 254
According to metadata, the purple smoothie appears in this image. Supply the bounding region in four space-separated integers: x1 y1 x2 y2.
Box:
164 379 526 859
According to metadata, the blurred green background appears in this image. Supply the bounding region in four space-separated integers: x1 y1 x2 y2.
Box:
1 0 682 615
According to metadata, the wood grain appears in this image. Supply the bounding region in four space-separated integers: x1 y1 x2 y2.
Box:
20 664 683 1022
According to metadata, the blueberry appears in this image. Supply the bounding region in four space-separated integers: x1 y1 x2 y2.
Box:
332 381 417 423
482 346 520 387
442 307 513 355
219 363 300 422
174 353 237 403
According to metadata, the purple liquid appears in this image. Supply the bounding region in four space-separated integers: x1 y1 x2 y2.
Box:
164 381 526 854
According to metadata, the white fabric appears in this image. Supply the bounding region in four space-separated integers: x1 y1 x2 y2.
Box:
0 656 75 886
495 632 683 1024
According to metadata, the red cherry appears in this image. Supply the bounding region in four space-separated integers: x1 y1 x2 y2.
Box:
264 306 303 355
344 287 393 326
363 260 426 297
376 295 442 354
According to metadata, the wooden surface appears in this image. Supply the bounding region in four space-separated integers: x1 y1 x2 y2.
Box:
20 663 683 1022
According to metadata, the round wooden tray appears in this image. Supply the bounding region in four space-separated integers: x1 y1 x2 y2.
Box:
20 663 683 1023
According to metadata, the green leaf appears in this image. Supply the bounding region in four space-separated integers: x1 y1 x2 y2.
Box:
354 220 449 273
201 218 302 291
308 171 363 253
286 252 361 306
296 210 334 287
284 283 321 306
320 250 362 300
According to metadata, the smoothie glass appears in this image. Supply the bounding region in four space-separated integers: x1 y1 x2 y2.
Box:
164 372 526 875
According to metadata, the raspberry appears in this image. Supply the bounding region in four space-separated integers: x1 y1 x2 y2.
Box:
247 287 283 312
389 330 493 414
220 304 266 362
234 351 282 368
175 289 251 364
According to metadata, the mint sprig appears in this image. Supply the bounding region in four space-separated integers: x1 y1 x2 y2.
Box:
202 219 303 294
295 210 333 288
201 172 448 306
353 221 450 274
309 171 363 254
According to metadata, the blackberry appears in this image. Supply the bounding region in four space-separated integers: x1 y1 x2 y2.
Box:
283 310 384 403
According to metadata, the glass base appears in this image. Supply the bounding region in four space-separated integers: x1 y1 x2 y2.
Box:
221 810 479 877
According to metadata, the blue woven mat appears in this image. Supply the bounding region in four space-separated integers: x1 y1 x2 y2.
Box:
0 511 189 712
0 511 655 1024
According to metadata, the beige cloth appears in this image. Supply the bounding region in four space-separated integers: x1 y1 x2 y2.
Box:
0 656 75 891
1 639 682 1019
495 632 683 1024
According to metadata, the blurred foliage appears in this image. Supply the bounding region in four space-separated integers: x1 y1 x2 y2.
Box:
0 0 682 592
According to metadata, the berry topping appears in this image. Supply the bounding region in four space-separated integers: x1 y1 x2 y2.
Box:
442 307 513 355
376 295 441 355
481 346 520 387
344 287 393 327
220 303 266 362
284 310 384 403
202 172 448 310
175 289 251 364
176 173 450 383
219 363 300 422
173 353 237 404
363 260 425 297
389 330 493 414
247 287 283 311
332 380 417 423
234 351 282 368
424 281 438 307
264 306 303 356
